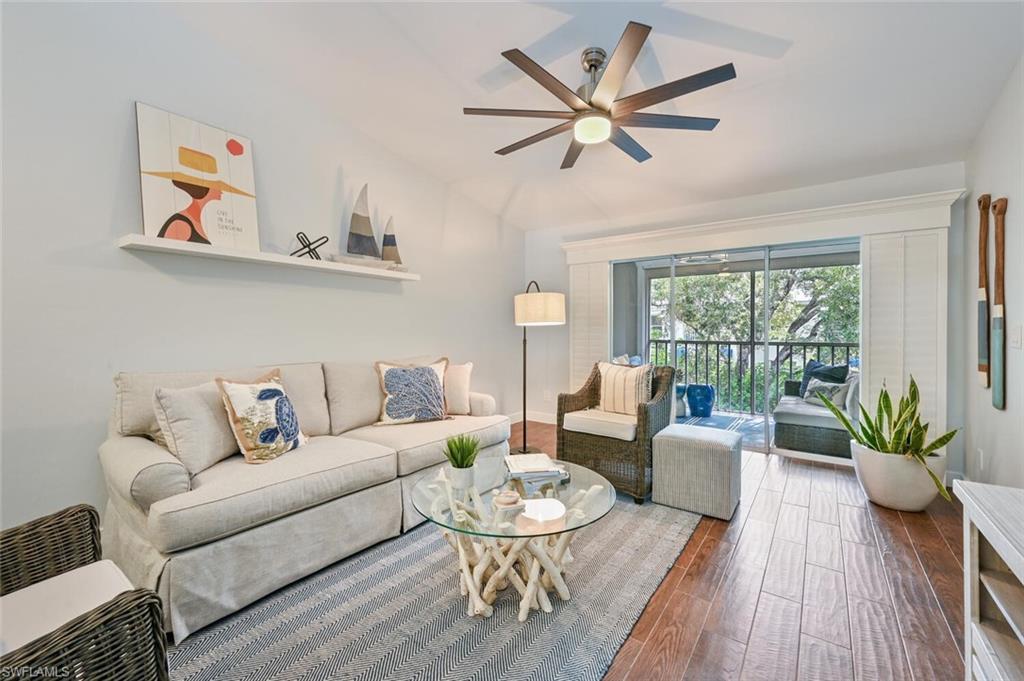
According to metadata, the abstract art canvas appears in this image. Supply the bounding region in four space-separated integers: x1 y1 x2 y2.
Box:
136 102 259 251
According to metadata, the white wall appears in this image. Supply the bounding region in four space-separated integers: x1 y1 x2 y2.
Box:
0 3 525 527
962 56 1024 489
524 162 968 428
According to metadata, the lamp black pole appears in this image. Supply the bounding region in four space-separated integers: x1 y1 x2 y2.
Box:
520 280 541 454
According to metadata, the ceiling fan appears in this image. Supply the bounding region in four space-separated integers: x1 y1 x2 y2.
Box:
464 21 736 169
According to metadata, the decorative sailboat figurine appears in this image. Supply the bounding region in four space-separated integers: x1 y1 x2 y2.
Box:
346 184 380 259
381 217 404 268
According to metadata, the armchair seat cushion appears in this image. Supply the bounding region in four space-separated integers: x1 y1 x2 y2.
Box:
562 409 637 441
343 415 510 476
146 436 396 552
0 560 132 654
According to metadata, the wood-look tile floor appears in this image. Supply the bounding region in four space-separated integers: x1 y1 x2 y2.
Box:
510 422 965 681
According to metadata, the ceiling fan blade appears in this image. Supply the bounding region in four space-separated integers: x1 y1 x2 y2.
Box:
617 112 719 131
609 128 652 163
590 21 651 111
463 108 576 119
495 120 574 156
611 63 736 117
560 139 585 169
501 49 589 111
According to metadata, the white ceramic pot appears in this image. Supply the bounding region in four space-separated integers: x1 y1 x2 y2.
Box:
850 441 947 512
448 465 475 491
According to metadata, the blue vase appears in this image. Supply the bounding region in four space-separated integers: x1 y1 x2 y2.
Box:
687 384 716 418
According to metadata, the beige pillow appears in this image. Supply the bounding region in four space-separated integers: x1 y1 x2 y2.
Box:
216 369 307 463
153 382 239 475
445 362 473 415
598 361 653 416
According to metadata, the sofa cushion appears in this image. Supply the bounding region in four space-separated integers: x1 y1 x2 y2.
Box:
562 409 637 441
324 362 384 434
343 415 510 476
115 363 330 439
324 356 449 434
773 396 848 431
146 436 396 552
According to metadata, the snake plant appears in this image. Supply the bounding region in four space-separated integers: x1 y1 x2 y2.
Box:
819 376 956 502
443 434 481 469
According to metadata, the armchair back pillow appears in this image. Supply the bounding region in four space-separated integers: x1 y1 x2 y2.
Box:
597 361 653 415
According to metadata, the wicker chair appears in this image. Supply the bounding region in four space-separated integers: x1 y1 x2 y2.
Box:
0 505 168 681
557 364 675 503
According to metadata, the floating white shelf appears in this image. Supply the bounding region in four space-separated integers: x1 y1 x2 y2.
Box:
118 234 420 282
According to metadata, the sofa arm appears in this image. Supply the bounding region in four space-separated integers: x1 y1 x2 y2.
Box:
784 379 802 397
99 436 190 513
468 392 497 417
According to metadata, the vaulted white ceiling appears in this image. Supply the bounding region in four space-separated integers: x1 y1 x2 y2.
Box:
178 2 1022 230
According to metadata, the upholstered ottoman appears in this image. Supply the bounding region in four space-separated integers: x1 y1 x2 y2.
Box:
652 424 742 520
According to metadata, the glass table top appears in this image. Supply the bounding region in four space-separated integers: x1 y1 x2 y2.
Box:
410 456 616 539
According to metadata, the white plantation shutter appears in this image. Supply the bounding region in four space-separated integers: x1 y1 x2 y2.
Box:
569 262 610 390
862 228 947 432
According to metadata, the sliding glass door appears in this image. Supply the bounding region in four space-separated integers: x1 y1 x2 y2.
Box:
610 239 861 457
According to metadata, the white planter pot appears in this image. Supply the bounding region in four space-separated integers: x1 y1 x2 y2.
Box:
448 465 475 491
850 441 947 512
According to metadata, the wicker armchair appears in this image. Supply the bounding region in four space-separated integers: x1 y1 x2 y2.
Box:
0 505 168 681
557 364 675 503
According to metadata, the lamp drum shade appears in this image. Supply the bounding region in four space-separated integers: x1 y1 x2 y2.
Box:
514 291 566 326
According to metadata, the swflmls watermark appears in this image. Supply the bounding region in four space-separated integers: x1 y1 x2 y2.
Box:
0 666 70 679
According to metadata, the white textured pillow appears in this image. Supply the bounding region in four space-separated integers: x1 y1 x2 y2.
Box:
804 377 851 408
597 361 653 416
445 362 473 415
153 382 239 475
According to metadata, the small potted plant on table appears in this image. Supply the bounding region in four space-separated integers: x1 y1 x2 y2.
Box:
444 434 480 492
820 376 956 512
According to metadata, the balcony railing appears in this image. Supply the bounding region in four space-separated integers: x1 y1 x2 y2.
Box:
649 339 860 414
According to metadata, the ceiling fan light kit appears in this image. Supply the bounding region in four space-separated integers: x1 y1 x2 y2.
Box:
464 20 736 169
573 112 611 144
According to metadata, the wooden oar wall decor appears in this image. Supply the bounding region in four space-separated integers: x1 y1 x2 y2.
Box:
978 194 991 386
991 197 1008 410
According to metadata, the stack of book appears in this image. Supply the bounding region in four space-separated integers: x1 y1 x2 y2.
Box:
505 453 569 494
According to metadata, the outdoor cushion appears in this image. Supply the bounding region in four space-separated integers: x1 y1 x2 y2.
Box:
343 415 510 476
773 396 849 431
562 409 638 441
115 363 330 439
798 360 849 397
146 436 396 552
0 560 133 654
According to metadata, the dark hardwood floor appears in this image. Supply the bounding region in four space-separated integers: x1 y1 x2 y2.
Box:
510 421 965 681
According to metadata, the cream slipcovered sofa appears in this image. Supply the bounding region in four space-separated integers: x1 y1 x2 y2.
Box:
98 360 509 641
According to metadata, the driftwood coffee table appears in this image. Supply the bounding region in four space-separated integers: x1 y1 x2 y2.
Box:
410 457 615 622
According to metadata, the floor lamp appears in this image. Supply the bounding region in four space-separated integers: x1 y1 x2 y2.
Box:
514 281 566 454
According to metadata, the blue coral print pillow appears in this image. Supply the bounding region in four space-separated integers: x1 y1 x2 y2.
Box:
375 358 448 425
216 369 306 463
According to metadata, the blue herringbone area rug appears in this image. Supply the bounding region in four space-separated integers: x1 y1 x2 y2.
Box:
168 498 699 681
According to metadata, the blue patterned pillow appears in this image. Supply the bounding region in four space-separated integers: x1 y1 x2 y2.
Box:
375 358 448 425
